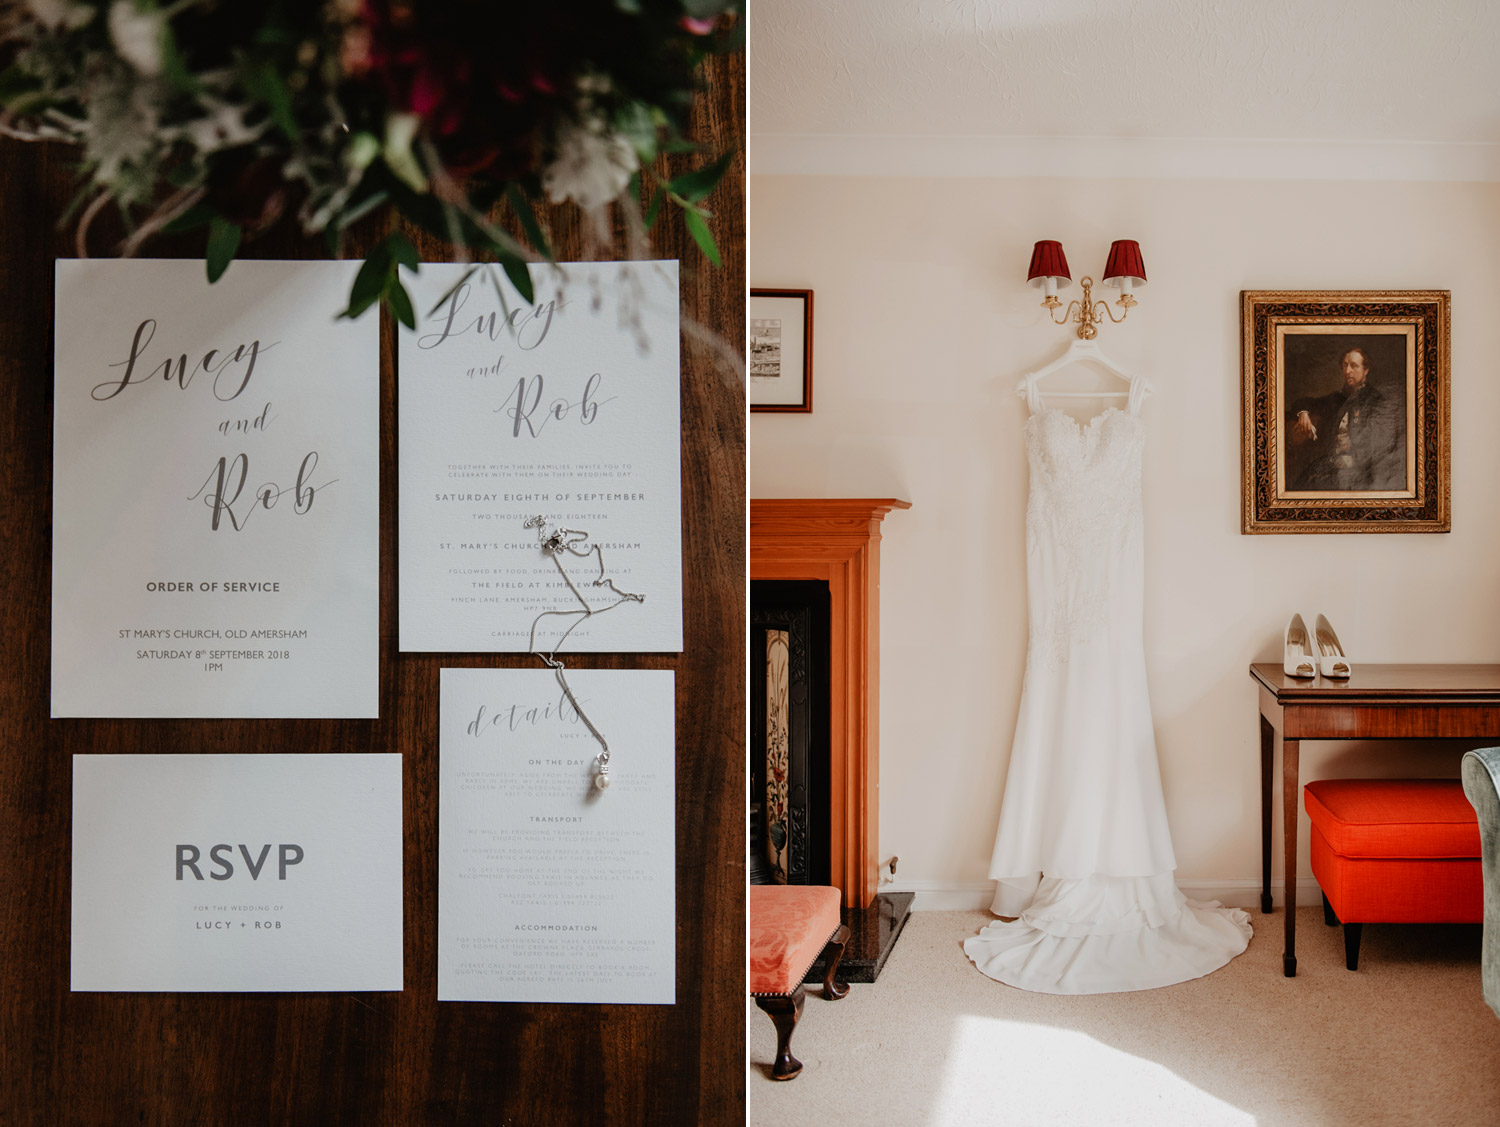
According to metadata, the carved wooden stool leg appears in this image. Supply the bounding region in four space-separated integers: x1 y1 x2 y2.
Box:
822 924 851 1000
755 985 806 1080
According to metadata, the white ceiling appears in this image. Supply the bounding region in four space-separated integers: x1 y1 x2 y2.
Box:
750 0 1500 179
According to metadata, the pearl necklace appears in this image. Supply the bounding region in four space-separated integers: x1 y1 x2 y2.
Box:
524 515 645 792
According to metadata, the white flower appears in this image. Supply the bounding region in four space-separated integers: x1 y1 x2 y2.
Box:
180 102 263 152
383 112 427 192
78 69 159 188
542 118 638 210
108 1 165 78
26 0 95 28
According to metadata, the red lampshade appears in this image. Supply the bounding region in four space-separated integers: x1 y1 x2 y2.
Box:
1026 240 1071 289
1102 239 1146 289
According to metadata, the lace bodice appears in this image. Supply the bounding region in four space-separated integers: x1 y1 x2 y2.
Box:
1023 406 1145 668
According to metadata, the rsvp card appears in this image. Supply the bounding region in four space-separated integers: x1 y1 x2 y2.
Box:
438 668 675 1004
52 259 379 718
398 261 682 652
71 754 403 992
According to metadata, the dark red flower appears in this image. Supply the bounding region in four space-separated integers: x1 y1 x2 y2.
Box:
206 151 286 234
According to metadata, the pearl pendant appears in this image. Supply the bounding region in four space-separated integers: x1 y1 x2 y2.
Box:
594 772 612 790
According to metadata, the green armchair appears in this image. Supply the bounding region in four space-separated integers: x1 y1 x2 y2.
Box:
1461 747 1500 1020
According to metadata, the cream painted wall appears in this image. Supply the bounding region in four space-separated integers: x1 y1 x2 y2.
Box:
749 174 1500 905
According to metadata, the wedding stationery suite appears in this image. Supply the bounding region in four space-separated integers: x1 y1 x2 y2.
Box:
438 667 675 1004
71 753 403 992
398 261 683 652
51 259 379 718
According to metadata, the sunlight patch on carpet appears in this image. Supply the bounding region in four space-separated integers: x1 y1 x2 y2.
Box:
930 1015 1256 1126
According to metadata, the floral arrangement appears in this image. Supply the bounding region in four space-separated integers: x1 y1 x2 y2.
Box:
0 0 740 321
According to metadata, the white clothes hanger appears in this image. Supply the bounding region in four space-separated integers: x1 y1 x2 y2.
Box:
1015 338 1154 402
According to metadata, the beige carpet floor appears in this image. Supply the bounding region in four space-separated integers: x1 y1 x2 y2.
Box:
748 908 1500 1126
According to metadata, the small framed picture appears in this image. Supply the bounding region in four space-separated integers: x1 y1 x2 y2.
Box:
1241 289 1450 533
750 289 813 413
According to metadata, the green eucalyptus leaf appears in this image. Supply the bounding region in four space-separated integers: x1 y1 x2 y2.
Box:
386 278 416 330
486 266 516 330
644 188 666 229
342 286 382 321
381 169 527 262
614 101 658 163
682 207 721 267
162 201 215 234
1 90 56 118
0 63 41 104
385 230 421 271
344 131 381 173
159 22 202 96
243 62 300 142
205 216 241 283
504 183 551 259
165 162 202 189
499 255 535 305
383 113 427 192
337 184 390 231
668 150 736 203
427 264 480 319
342 249 390 319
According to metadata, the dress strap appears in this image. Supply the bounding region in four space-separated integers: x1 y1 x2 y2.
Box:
1023 374 1045 415
1127 375 1148 415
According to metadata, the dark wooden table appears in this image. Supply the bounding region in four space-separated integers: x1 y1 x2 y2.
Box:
1251 662 1500 977
0 50 745 1127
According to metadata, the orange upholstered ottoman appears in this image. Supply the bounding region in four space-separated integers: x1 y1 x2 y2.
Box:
749 885 850 1080
1305 779 1482 970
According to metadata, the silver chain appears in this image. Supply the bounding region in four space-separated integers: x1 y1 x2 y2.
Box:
523 516 645 790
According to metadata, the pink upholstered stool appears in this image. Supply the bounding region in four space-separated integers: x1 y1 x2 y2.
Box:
1305 779 1482 970
749 885 851 1080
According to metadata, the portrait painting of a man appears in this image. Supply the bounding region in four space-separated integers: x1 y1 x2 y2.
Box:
1279 331 1413 496
1242 289 1447 534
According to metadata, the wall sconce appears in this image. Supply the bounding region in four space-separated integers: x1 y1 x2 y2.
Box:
1026 239 1147 340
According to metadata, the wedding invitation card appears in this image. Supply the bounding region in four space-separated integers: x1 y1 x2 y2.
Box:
52 259 379 718
398 261 682 652
438 667 675 1004
71 753 403 992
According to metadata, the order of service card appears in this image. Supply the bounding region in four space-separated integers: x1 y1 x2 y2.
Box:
51 259 379 718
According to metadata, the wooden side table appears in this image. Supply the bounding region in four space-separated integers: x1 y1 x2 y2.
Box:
1251 663 1500 976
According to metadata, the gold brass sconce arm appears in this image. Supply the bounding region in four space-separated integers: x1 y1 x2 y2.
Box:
1044 276 1136 340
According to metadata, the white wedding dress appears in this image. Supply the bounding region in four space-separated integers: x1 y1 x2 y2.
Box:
964 377 1251 994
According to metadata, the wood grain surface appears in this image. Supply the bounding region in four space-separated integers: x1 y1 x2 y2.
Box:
0 51 745 1127
1250 662 1500 700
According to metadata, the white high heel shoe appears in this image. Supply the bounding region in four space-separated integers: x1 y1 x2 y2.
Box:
1314 614 1352 679
1284 613 1317 679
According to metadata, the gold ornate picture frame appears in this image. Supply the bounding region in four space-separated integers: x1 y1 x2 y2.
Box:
1241 289 1450 534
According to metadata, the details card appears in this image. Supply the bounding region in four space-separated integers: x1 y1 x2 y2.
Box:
398 261 682 652
438 668 675 1004
71 753 403 992
51 259 379 718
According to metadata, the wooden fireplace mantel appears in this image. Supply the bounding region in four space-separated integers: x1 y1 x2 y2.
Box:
750 498 911 908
